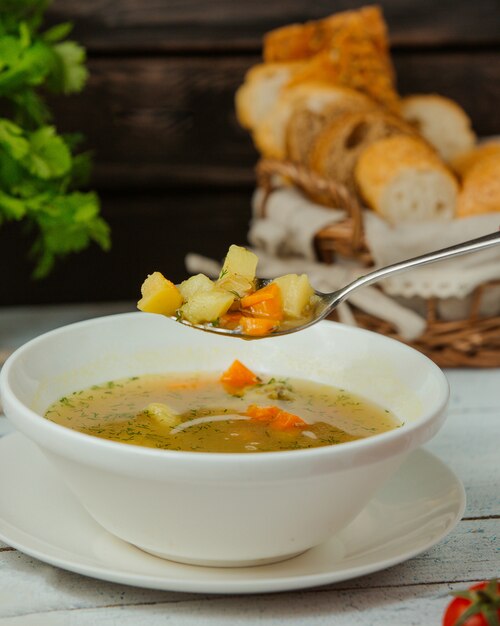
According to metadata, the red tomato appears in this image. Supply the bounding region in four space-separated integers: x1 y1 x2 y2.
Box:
443 580 500 626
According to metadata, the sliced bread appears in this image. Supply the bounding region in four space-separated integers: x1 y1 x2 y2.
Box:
253 82 370 159
286 88 377 164
355 135 459 221
401 94 476 163
451 141 500 177
235 61 306 131
309 110 417 191
456 152 500 217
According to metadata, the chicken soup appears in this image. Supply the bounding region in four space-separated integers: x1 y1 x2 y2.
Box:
44 360 400 453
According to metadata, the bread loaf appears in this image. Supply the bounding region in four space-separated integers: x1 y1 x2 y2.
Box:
263 7 398 110
355 135 459 221
254 83 372 159
456 152 500 217
285 49 399 111
309 110 417 190
286 89 377 164
401 94 476 163
263 6 389 62
235 62 306 130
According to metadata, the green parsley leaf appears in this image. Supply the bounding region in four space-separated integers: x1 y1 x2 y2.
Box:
9 89 51 126
0 190 26 220
0 39 53 94
42 22 73 44
23 126 71 179
0 1 110 276
47 41 88 94
30 191 110 278
0 119 29 159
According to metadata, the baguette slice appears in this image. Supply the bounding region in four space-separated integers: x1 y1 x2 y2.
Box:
451 142 500 178
254 82 373 159
355 135 458 221
235 61 306 130
456 152 500 217
401 94 476 163
286 89 377 164
309 110 417 191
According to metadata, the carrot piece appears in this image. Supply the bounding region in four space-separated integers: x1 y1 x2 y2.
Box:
220 359 259 388
220 312 242 323
240 316 280 336
243 284 283 320
246 404 306 429
240 283 281 308
271 410 306 430
219 312 243 330
248 298 284 320
246 404 280 421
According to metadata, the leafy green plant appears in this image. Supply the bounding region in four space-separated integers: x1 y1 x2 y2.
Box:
0 0 110 277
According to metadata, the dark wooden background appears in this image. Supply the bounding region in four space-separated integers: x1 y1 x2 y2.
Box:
2 0 499 306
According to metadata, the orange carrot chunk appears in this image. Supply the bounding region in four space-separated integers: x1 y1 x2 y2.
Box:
272 410 306 430
219 312 243 330
240 283 280 308
246 405 306 430
246 404 280 421
220 360 259 388
248 298 284 320
240 316 280 336
243 284 283 320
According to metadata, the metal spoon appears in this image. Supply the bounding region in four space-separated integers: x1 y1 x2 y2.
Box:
173 230 500 338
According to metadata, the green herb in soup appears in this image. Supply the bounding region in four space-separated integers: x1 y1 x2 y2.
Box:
44 360 400 453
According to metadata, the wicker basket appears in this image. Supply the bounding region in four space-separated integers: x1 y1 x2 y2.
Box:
256 159 500 367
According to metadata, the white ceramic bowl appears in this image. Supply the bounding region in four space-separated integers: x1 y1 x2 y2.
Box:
0 313 449 567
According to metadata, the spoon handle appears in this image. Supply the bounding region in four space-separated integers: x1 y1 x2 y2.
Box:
333 229 500 305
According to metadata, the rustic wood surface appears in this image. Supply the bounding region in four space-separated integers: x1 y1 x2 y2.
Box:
48 0 500 50
0 305 498 625
2 0 499 305
46 54 500 191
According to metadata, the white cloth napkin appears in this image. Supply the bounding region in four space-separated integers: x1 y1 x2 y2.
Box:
249 188 346 260
363 211 500 299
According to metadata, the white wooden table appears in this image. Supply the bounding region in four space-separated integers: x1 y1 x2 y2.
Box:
1 304 498 626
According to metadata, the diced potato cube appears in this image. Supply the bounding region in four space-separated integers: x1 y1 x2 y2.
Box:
180 288 235 325
220 245 258 281
178 274 214 301
144 403 181 428
217 272 254 298
137 272 183 315
272 274 314 319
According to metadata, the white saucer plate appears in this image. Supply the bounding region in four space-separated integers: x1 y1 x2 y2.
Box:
0 433 465 594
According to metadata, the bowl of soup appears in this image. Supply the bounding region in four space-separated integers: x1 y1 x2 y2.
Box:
0 312 449 567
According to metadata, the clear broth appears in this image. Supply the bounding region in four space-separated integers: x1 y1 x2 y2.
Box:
44 372 400 453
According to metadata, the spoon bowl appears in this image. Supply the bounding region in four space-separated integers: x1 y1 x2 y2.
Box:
173 230 500 338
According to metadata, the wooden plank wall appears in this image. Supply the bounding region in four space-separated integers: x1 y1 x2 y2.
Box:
2 0 499 305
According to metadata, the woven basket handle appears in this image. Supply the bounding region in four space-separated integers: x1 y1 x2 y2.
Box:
256 159 364 251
